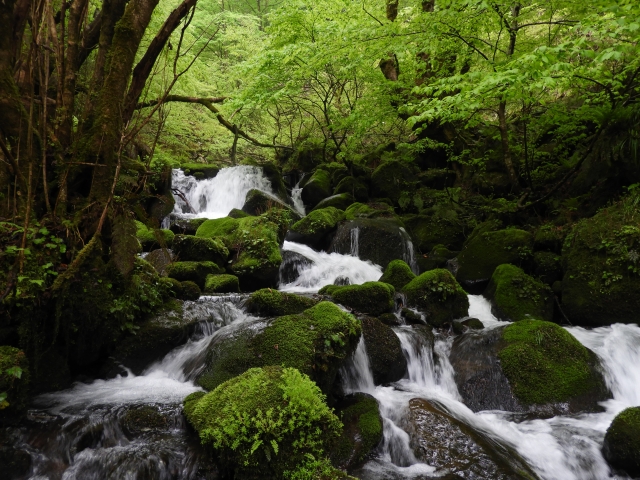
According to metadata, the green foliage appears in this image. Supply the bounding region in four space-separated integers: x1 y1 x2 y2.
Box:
498 320 605 405
0 346 29 412
378 260 416 290
185 366 342 478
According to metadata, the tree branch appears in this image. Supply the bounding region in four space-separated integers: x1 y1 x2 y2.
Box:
135 94 227 109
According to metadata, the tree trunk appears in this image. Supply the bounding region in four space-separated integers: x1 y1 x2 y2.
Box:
498 100 519 190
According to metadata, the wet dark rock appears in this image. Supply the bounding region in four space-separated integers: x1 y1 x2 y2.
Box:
144 248 175 276
241 188 297 218
168 215 207 235
378 313 402 326
278 250 313 285
361 317 407 384
121 405 168 437
0 431 31 479
400 308 425 326
405 398 536 480
334 275 351 286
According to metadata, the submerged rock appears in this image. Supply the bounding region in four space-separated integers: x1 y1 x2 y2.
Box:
402 269 469 328
484 264 553 322
361 317 407 384
603 407 640 477
449 320 609 416
321 282 395 316
379 259 416 290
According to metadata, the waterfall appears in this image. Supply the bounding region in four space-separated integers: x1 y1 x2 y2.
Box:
291 173 306 216
350 226 360 257
399 227 419 274
171 166 274 219
278 241 382 293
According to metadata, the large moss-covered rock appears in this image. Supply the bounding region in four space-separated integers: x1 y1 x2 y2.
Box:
0 346 30 419
196 302 361 394
288 207 345 249
333 176 369 202
197 216 283 289
484 264 553 322
185 366 342 479
371 160 416 204
449 321 609 415
328 218 412 270
324 282 395 316
181 163 220 179
204 274 240 294
455 228 534 291
135 221 175 251
301 169 332 209
402 269 469 327
321 161 349 186
172 234 229 265
330 393 383 470
402 214 467 253
245 289 318 316
561 200 640 326
345 202 395 221
180 280 201 300
166 261 224 288
603 407 640 477
312 193 355 211
361 317 406 384
417 244 456 272
379 259 416 290
241 188 298 218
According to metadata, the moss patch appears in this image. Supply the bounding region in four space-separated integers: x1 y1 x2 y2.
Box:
327 282 395 316
345 202 395 221
180 280 201 300
379 259 416 290
301 169 332 208
498 320 604 405
172 234 229 264
245 289 318 316
291 207 345 236
312 194 355 211
203 274 239 294
484 264 553 322
195 217 240 241
166 261 224 288
402 269 469 327
181 163 220 179
603 407 640 476
135 221 175 251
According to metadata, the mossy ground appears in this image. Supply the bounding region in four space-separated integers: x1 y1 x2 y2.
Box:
291 207 345 236
185 366 342 479
484 264 553 322
402 269 469 327
326 282 395 316
603 407 640 476
498 320 602 405
245 289 318 316
379 260 416 290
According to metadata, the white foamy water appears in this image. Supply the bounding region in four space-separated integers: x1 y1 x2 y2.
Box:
278 241 383 293
291 174 306 216
342 295 640 480
171 166 275 219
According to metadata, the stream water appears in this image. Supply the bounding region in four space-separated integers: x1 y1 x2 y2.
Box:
5 167 639 479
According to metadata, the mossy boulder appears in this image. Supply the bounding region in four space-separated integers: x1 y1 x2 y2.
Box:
196 301 361 395
484 264 553 322
301 169 332 209
402 269 469 327
417 244 457 272
379 259 416 290
181 163 220 179
197 216 283 289
330 393 383 470
172 234 229 265
321 161 349 185
402 214 467 253
135 221 175 251
180 280 201 300
334 176 369 202
241 188 296 217
0 346 30 419
325 282 395 316
312 193 355 211
561 200 640 326
345 202 395 220
371 160 416 204
204 274 240 294
185 366 342 479
228 208 250 219
245 289 318 316
361 317 407 384
603 407 640 477
288 207 345 249
455 228 534 291
166 261 224 288
498 320 609 408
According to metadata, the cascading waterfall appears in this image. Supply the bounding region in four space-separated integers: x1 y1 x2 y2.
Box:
398 227 419 274
278 240 382 293
291 173 306 216
171 166 275 219
350 227 360 257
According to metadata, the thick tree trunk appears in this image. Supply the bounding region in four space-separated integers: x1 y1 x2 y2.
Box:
498 100 519 190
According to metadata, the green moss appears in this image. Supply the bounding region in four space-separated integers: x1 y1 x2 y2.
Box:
185 366 342 478
318 284 341 296
402 214 467 252
322 161 349 185
301 169 332 208
533 251 562 285
484 264 553 322
603 407 640 476
197 302 361 394
345 202 395 221
181 163 220 179
180 280 201 300
291 207 345 236
0 346 30 415
326 282 395 316
203 274 239 294
161 277 183 298
135 221 175 250
456 229 534 286
312 194 355 211
172 234 229 264
246 289 318 316
334 176 369 202
498 320 602 405
402 269 469 327
242 188 295 216
228 208 250 219
195 217 240 241
166 261 224 288
379 260 416 290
